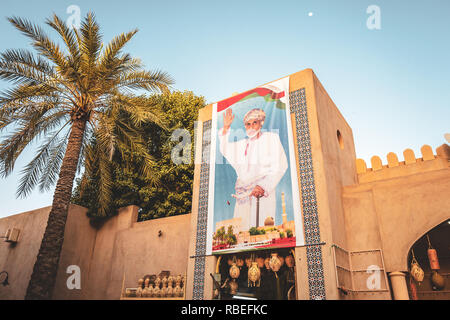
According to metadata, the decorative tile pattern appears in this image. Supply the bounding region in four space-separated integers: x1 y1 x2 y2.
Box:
192 120 212 300
290 89 326 300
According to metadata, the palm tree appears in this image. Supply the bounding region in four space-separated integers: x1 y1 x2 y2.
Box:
0 13 173 299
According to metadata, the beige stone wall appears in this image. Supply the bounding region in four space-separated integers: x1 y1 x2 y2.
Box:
344 150 450 273
0 206 51 300
288 69 358 299
0 204 191 300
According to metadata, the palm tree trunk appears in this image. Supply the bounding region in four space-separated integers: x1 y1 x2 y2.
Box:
25 119 87 300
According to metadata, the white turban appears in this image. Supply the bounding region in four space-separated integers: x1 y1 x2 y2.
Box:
243 108 266 124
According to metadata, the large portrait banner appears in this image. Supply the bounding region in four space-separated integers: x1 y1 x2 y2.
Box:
206 77 304 255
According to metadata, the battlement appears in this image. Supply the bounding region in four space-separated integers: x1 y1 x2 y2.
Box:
355 144 450 184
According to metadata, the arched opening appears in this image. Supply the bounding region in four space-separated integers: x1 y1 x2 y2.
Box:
406 219 450 300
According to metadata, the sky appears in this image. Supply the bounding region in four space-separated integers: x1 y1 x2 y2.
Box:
0 0 449 218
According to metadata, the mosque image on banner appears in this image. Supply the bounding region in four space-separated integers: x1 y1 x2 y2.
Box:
206 77 304 255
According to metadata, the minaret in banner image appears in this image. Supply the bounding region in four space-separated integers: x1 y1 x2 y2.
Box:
281 192 288 228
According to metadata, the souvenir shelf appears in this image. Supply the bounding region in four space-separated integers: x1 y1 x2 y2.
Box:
120 271 186 300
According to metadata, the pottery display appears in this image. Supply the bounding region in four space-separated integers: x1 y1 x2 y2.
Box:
154 276 161 288
148 284 154 297
122 271 185 299
229 280 238 295
142 278 150 297
285 255 295 268
269 253 282 272
431 270 445 290
167 275 174 287
248 262 261 287
264 257 270 270
229 262 240 279
167 284 174 297
256 257 265 269
153 285 160 297
136 279 144 297
410 260 424 283
162 276 168 287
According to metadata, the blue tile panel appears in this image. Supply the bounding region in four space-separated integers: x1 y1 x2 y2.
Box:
192 120 212 300
289 88 326 300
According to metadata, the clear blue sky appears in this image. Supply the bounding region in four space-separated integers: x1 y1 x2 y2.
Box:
0 0 449 218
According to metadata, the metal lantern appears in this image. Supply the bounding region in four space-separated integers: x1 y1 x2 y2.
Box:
426 235 440 270
409 277 419 300
229 262 240 279
248 262 261 287
410 250 424 284
431 271 445 290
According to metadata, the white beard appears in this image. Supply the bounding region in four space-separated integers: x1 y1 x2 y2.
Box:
246 129 260 138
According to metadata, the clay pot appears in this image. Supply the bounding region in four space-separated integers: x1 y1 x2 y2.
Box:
174 284 181 297
167 285 173 297
264 257 270 270
162 276 168 287
269 253 282 272
153 286 160 297
409 281 418 300
410 261 424 284
167 275 174 287
285 255 295 267
229 280 238 295
431 271 445 290
136 279 144 297
148 284 154 297
229 262 240 279
256 257 265 269
428 249 440 270
154 276 161 288
248 262 261 287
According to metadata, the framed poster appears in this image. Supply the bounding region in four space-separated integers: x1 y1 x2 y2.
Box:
206 77 304 254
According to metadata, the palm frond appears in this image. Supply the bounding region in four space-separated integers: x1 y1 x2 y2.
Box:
17 122 70 197
38 130 70 193
7 16 69 71
45 14 80 63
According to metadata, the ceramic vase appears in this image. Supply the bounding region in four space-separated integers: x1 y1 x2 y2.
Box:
256 257 265 269
269 253 282 272
154 276 161 288
285 255 295 267
248 262 261 287
229 279 238 295
229 262 240 279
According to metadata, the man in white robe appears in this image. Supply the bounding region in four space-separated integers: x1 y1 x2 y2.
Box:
218 108 288 232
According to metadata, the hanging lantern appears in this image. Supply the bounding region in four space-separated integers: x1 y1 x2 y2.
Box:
426 235 440 270
229 279 238 295
256 257 265 269
269 253 282 277
431 271 445 290
285 255 295 268
410 250 424 284
229 262 240 279
248 262 261 287
409 277 419 300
